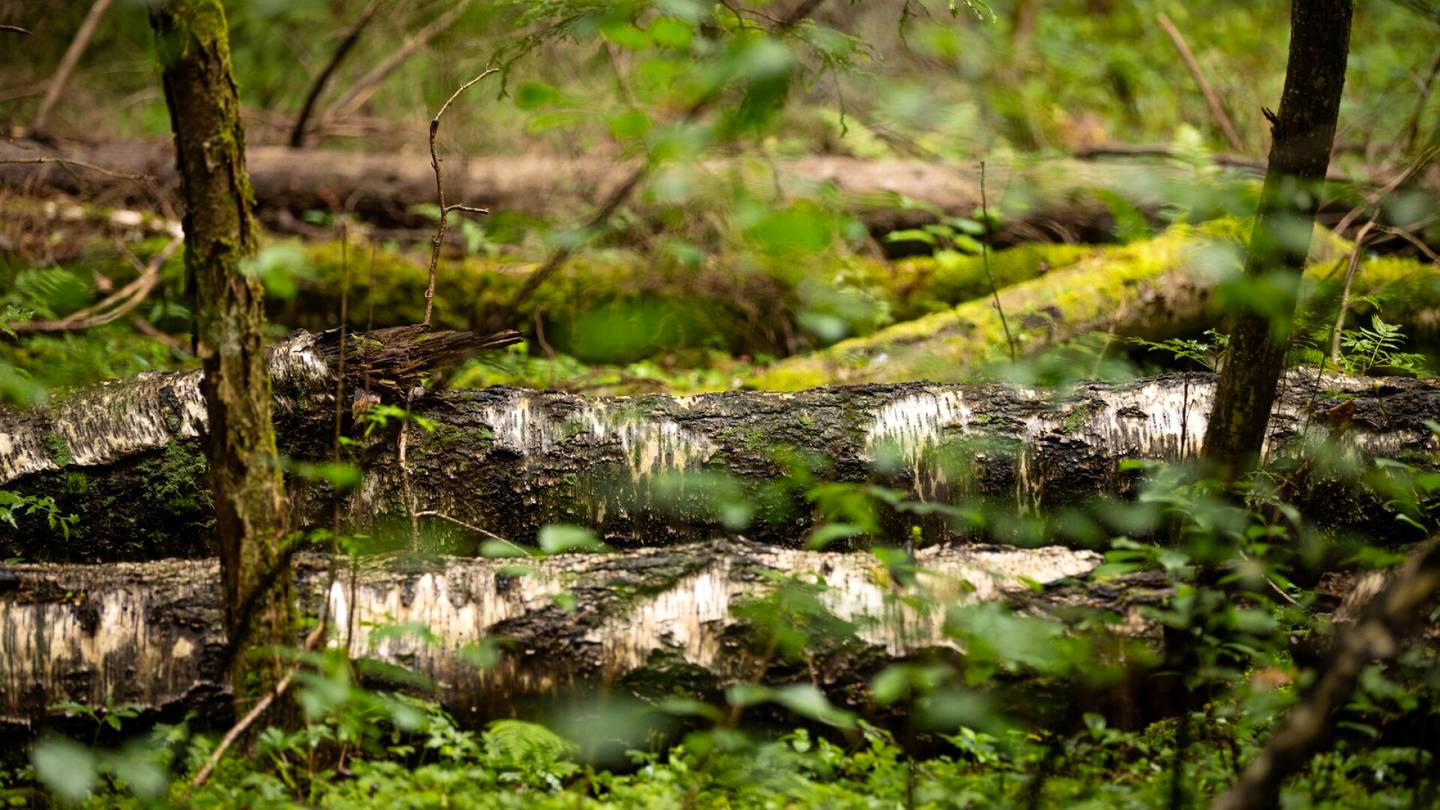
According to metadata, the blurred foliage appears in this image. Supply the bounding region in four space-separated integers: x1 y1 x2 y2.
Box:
2 1 1440 807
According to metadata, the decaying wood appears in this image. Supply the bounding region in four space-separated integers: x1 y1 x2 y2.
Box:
0 139 1238 240
2 329 1436 559
0 540 1103 726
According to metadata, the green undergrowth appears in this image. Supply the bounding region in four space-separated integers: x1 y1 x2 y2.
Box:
8 694 1432 809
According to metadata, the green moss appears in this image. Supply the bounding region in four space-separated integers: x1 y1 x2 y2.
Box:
750 219 1248 389
43 432 72 467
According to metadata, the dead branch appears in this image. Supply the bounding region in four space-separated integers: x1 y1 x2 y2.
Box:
0 154 147 183
289 0 382 148
1404 47 1440 154
188 620 327 790
322 0 475 122
5 236 180 334
30 0 114 133
0 25 30 35
1155 12 1247 154
1329 218 1377 366
423 68 498 327
1210 539 1440 810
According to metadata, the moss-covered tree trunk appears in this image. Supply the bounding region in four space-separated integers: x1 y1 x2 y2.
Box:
150 0 291 709
1202 0 1353 477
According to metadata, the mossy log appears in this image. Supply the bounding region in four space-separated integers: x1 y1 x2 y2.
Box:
1 139 1252 240
2 331 1437 559
752 221 1440 389
0 540 1104 727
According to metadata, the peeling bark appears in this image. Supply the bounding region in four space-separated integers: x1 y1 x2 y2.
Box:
0 541 1103 727
2 334 1436 559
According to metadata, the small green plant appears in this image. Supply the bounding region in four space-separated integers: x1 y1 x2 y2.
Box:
0 490 78 539
1339 315 1427 376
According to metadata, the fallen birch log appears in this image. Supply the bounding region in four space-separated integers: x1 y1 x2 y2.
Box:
1 329 1436 559
752 221 1439 388
0 540 1102 726
0 139 1231 240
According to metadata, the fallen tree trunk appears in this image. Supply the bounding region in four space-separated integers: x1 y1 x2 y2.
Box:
0 540 1103 727
0 139 1235 241
2 330 1435 559
752 220 1438 388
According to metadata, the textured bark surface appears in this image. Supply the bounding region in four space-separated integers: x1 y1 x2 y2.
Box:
3 335 1436 559
0 140 1218 241
0 541 1104 727
1202 0 1354 476
151 0 290 705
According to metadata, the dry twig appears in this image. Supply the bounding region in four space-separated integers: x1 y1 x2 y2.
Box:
289 0 382 148
31 0 114 133
0 155 147 182
322 0 475 121
1155 12 1247 154
188 620 329 790
6 236 180 334
422 68 498 326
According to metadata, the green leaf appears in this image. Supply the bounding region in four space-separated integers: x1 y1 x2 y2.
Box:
538 524 604 555
31 736 97 803
515 81 565 110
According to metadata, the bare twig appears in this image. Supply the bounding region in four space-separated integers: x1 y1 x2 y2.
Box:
1329 218 1378 366
423 68 498 327
289 0 382 148
1403 47 1440 154
31 0 114 133
7 236 180 334
501 0 828 323
979 161 1016 362
188 619 328 790
414 510 531 556
1156 12 1247 153
323 0 475 121
0 155 146 182
0 25 30 35
1211 539 1440 810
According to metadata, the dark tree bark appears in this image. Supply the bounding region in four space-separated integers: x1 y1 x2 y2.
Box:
1202 0 1354 477
150 0 291 709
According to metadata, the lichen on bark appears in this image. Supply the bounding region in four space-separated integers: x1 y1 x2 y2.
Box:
150 0 291 711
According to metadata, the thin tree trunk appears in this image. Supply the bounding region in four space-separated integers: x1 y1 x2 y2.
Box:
1202 0 1353 478
149 0 290 710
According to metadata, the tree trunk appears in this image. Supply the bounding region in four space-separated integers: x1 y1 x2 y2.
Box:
150 0 290 708
0 541 1105 728
1202 0 1354 477
3 334 1435 559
